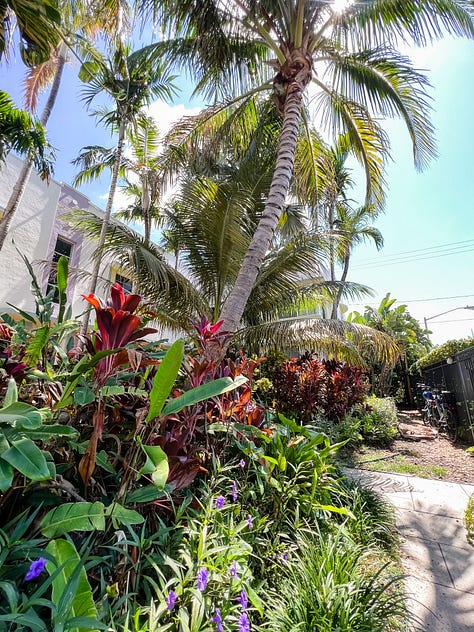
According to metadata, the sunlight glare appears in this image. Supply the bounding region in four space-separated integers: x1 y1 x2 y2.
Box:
332 0 354 14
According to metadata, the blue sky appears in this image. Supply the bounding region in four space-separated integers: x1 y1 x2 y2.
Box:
1 34 474 345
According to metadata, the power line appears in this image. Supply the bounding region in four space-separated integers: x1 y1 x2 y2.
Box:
349 293 474 306
351 245 474 270
353 238 474 265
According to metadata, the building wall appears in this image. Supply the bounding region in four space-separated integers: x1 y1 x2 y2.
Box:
0 155 105 318
0 156 179 343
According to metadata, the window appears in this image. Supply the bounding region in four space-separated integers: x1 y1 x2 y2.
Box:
114 272 133 294
47 236 73 302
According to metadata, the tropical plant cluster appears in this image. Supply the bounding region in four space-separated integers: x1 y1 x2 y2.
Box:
2 0 474 629
0 282 406 631
263 353 367 423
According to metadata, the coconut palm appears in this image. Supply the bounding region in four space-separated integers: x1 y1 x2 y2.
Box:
69 140 399 365
73 116 163 247
136 0 474 338
74 41 175 334
0 0 131 253
0 90 53 174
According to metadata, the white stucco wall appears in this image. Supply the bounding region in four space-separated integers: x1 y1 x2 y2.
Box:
0 155 107 319
0 154 62 314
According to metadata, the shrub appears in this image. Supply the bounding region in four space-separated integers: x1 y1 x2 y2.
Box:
264 529 407 632
355 395 398 444
464 493 474 543
270 354 368 422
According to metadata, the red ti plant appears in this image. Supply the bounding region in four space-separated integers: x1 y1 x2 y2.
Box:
81 283 157 388
78 284 157 485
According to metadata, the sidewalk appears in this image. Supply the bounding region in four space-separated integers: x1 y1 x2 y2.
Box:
348 470 474 631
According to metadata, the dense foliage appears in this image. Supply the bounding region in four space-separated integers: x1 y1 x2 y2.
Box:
0 281 405 631
411 338 474 373
269 354 368 423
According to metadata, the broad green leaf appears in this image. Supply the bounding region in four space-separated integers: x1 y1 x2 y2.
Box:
0 403 43 429
40 502 105 538
1 438 50 481
126 485 166 504
73 385 96 406
26 425 78 441
95 451 115 474
78 60 101 83
0 459 13 492
105 503 144 527
162 375 248 416
55 348 122 408
140 445 169 489
56 256 68 324
3 378 18 407
146 339 184 422
5 302 37 323
46 539 97 632
25 324 51 366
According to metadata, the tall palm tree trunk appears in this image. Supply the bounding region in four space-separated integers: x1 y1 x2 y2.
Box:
219 79 308 333
0 43 67 252
331 254 349 319
81 120 126 335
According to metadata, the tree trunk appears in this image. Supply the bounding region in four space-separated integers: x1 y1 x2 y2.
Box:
219 82 306 333
81 120 126 335
331 253 350 319
0 43 67 252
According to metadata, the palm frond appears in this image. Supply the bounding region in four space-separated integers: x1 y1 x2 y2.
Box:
236 315 401 367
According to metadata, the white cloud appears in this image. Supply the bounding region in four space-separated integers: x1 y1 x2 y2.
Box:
145 99 202 135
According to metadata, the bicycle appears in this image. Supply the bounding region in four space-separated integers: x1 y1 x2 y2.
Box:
419 385 458 440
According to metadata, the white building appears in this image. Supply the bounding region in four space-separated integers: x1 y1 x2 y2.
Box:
0 154 133 319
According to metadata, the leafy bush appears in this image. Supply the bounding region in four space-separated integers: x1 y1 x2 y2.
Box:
411 338 474 373
264 529 406 632
270 354 368 423
464 493 474 544
353 395 399 444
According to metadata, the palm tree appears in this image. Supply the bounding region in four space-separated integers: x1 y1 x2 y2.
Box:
68 143 399 365
348 293 431 401
330 203 383 318
73 116 163 247
0 90 54 175
136 0 474 338
0 0 61 66
74 40 175 333
0 0 131 253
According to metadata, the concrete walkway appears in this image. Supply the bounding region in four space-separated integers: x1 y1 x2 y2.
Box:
348 470 474 631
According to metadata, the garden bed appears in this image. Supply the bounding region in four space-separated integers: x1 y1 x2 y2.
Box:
351 410 474 483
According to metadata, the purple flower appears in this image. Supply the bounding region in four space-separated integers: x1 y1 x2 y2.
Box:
166 590 177 611
239 459 246 468
229 559 238 578
246 514 253 530
309 460 314 467
215 495 225 509
238 611 251 632
236 589 248 610
197 567 209 591
282 551 289 562
25 557 47 581
211 607 224 632
230 480 238 502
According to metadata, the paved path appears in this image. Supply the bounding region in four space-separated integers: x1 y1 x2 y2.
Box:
347 470 474 631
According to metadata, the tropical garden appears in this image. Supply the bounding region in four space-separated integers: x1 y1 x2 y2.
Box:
1 1 474 630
